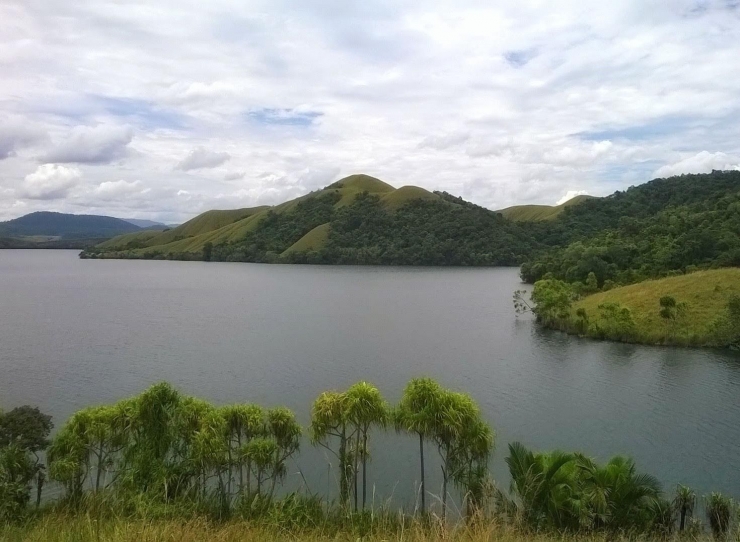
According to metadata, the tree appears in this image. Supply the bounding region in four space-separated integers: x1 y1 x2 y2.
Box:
220 404 265 497
394 378 443 515
310 391 354 509
265 407 301 498
0 405 53 516
345 382 389 510
673 485 696 531
529 279 574 325
706 492 733 539
504 442 578 530
576 454 662 532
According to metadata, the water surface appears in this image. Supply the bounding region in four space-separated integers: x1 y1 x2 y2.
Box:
1 250 738 505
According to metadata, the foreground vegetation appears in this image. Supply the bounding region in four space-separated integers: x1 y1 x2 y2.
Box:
515 269 740 347
3 381 739 541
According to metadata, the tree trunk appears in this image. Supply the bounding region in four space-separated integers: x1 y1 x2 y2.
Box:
680 508 686 531
237 433 244 496
442 460 448 522
339 427 348 508
354 430 360 511
362 430 368 510
35 471 44 508
419 433 426 515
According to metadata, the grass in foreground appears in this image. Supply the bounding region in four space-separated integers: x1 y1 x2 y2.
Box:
571 268 740 346
0 514 688 542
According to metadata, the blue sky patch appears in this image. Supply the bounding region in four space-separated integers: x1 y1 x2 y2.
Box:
91 95 188 130
503 49 537 68
246 108 322 127
576 116 702 142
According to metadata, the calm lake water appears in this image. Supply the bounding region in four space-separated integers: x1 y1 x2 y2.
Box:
1 250 739 506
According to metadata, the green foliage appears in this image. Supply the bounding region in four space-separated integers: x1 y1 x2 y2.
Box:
0 405 53 522
503 443 664 534
674 484 696 531
529 279 574 325
705 492 733 539
520 171 740 285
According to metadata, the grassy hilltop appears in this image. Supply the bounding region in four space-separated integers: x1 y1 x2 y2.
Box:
82 174 539 265
498 194 593 222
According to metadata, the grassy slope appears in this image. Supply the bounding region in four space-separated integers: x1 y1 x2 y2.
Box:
572 268 740 345
2 515 690 542
499 195 593 222
282 223 331 255
94 175 444 257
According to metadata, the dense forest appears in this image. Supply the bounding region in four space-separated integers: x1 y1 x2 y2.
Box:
519 170 740 285
83 171 740 287
208 192 539 266
3 381 735 540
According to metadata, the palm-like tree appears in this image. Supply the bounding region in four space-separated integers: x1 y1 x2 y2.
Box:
505 442 578 530
310 390 354 508
394 378 443 515
576 454 662 532
345 382 389 510
673 485 696 531
220 404 265 497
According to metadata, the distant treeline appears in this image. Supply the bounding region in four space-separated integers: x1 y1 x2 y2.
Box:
2 380 736 538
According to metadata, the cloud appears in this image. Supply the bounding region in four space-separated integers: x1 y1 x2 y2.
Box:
93 180 150 199
21 164 81 200
42 125 134 164
0 123 47 160
654 151 740 178
175 147 231 171
224 171 246 180
419 132 470 150
2 0 740 220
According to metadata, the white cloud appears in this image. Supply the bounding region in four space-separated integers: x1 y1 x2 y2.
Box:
21 164 81 200
42 125 134 164
654 151 740 178
0 1 739 221
0 121 47 160
175 147 230 171
93 180 150 199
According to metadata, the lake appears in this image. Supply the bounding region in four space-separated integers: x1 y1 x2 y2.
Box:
1 250 739 506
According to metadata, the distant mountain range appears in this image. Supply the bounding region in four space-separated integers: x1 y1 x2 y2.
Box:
0 212 174 249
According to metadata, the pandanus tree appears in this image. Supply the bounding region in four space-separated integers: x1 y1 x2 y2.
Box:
219 404 265 497
345 382 389 511
310 391 353 509
673 484 696 531
394 377 442 515
264 407 301 498
450 416 494 516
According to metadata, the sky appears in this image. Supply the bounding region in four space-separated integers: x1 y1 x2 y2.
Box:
1 0 739 223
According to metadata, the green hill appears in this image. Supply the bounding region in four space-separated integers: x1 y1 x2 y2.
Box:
519 170 740 285
82 174 537 265
0 211 141 239
498 195 593 221
540 269 740 347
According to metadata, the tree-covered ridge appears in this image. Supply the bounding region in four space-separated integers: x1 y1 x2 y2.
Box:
88 181 541 266
520 170 740 284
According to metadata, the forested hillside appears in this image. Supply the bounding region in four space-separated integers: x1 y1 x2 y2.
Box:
83 171 740 277
83 175 540 265
0 211 142 239
519 170 740 285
